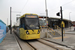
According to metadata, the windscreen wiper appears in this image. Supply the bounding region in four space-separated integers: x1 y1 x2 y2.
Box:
26 24 34 31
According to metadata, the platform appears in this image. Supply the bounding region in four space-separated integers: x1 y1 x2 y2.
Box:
0 31 21 50
44 31 75 49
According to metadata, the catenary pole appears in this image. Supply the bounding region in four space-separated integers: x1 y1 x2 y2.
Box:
10 7 12 34
45 0 48 38
60 6 63 42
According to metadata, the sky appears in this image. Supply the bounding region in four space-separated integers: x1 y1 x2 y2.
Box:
0 0 75 26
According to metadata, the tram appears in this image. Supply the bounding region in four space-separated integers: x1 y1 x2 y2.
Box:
16 13 40 40
39 18 47 28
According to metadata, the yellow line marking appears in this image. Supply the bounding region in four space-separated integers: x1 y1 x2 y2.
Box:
53 36 67 39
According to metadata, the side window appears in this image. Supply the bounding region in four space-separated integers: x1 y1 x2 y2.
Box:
22 18 24 24
20 18 25 28
20 18 22 27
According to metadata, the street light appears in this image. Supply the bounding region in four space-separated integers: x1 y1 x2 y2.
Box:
45 0 48 20
56 6 64 42
45 0 48 38
45 0 48 26
10 7 21 34
69 12 71 31
10 7 12 34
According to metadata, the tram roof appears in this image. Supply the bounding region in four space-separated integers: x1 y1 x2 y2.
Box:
20 13 38 18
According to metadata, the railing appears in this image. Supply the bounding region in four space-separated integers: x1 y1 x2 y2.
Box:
40 25 56 35
55 25 65 34
47 27 55 35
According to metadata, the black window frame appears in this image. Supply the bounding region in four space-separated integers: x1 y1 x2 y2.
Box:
25 15 40 29
20 17 25 28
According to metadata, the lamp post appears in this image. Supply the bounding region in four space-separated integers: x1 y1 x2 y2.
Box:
10 7 12 34
10 7 21 34
56 6 64 42
60 6 64 42
45 0 48 38
69 12 71 31
45 0 48 26
45 0 48 19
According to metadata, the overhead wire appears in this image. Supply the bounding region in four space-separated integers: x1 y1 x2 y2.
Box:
21 0 29 13
20 0 75 15
48 0 75 12
62 0 75 6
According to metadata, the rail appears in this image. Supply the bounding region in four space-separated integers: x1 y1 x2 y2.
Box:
41 39 74 50
40 26 55 35
13 30 36 50
55 25 65 34
27 39 58 50
47 27 55 35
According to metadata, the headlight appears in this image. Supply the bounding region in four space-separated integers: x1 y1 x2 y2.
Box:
26 31 29 34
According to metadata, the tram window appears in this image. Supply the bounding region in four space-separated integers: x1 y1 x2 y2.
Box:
20 18 22 27
21 18 24 24
20 18 25 28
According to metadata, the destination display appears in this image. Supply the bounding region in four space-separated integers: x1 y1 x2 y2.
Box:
26 15 38 18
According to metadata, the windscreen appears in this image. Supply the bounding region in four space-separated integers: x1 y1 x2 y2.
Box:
39 20 47 26
25 15 39 29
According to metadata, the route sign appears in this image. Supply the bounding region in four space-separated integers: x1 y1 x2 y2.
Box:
61 21 65 27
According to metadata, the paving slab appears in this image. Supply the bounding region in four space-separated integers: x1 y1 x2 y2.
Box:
44 34 75 49
0 31 21 50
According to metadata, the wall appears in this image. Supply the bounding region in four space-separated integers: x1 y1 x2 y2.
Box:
0 20 6 43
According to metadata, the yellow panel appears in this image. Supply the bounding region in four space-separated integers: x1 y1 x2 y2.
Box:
19 29 40 40
20 28 26 39
20 13 38 18
25 34 40 40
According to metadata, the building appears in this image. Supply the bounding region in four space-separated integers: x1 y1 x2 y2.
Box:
39 16 71 28
48 17 71 28
72 21 75 27
0 20 6 43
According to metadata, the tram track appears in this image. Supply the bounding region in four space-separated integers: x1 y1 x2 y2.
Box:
26 41 37 50
14 32 56 50
26 40 56 50
13 31 73 50
26 39 73 50
13 30 57 50
37 40 58 50
13 31 35 50
41 38 74 50
65 33 75 35
14 31 57 50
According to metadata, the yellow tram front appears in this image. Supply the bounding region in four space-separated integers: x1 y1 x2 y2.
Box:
20 13 40 40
